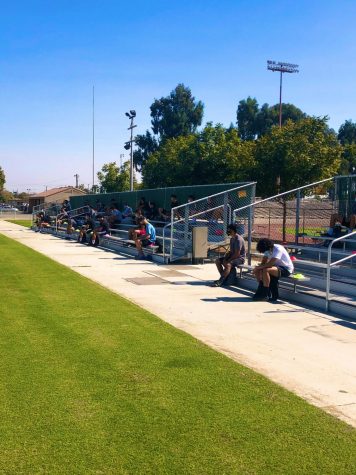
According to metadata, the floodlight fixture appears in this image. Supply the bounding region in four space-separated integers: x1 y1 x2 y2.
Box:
124 109 137 191
267 60 299 74
267 59 300 127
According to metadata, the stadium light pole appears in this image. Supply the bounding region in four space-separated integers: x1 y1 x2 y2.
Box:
124 110 137 192
267 60 299 127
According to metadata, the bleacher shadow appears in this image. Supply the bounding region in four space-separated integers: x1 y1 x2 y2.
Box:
334 320 356 330
202 296 252 303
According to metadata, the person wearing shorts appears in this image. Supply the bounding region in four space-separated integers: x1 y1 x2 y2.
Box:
253 238 294 301
212 223 245 287
134 217 156 259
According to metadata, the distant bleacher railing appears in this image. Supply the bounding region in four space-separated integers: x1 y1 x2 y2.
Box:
232 176 356 263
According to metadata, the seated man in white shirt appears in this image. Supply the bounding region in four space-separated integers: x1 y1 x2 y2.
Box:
253 238 294 301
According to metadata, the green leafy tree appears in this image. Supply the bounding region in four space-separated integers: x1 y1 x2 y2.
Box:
237 98 306 140
339 143 356 174
134 84 204 170
97 161 135 192
142 123 255 188
338 120 356 145
254 117 342 240
255 103 305 137
0 166 5 191
236 97 259 140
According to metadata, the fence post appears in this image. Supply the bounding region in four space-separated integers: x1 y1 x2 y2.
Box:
295 189 301 244
325 243 332 313
184 205 189 255
223 193 228 236
268 208 271 238
170 209 174 262
248 206 253 265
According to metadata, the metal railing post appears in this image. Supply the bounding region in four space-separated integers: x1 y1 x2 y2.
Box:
170 209 174 261
295 189 301 244
223 193 228 236
248 206 253 265
325 242 332 313
184 205 189 255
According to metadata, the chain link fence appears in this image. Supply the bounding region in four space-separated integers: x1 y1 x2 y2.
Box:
162 183 256 262
232 177 353 252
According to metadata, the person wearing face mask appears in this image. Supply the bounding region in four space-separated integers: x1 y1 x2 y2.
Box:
212 223 245 287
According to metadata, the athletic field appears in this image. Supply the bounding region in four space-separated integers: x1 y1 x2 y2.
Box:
1 233 356 474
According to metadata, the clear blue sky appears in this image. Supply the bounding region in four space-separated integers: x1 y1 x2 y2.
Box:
1 0 356 192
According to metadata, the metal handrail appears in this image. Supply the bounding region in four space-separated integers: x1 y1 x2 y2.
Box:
325 230 356 312
171 181 257 213
233 177 334 215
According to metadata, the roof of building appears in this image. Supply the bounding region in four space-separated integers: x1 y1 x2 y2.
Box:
30 186 87 199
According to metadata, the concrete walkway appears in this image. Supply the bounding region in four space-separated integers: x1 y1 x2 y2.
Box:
1 220 356 427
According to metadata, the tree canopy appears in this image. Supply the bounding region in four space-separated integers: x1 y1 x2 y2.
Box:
236 97 306 140
338 120 356 145
142 123 255 188
0 166 5 191
134 84 204 170
97 161 135 193
254 117 342 198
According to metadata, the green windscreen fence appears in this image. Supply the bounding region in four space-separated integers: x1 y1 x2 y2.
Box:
335 175 356 218
70 183 255 213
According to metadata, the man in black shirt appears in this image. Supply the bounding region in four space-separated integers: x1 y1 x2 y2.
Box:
89 216 110 246
212 223 245 287
78 215 96 244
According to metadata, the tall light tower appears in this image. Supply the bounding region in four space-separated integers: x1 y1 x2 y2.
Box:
124 110 137 192
267 60 299 127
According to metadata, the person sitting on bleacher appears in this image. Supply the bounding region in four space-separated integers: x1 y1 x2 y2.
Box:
108 206 122 226
157 207 170 222
134 217 156 259
212 224 245 287
138 197 150 215
122 203 134 222
62 199 71 212
77 214 96 244
147 201 158 221
88 216 110 247
65 216 78 240
39 213 52 233
252 238 294 302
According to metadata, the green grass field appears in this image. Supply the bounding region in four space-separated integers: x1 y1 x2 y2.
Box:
0 234 355 474
5 219 32 228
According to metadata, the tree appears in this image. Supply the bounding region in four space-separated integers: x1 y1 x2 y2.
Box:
0 166 5 191
236 98 306 140
142 123 255 188
134 84 204 170
254 117 342 241
338 120 356 145
133 131 159 172
255 103 305 137
97 161 135 192
236 97 259 140
339 143 356 174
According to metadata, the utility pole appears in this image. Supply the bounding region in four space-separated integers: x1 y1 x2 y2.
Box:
124 110 137 192
74 174 79 188
267 60 299 127
92 86 95 188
